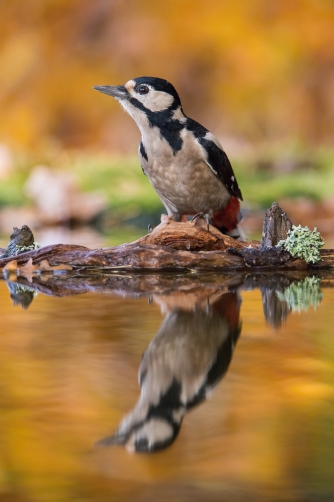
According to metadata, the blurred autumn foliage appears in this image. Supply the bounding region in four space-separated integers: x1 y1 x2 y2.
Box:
1 0 334 153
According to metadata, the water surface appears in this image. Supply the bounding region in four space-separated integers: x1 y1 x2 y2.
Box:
0 271 333 502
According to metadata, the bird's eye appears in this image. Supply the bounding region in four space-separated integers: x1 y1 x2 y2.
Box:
137 85 149 95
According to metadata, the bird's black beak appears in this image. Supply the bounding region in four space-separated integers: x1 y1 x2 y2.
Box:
93 85 128 100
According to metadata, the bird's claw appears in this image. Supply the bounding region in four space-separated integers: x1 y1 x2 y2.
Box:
191 213 211 231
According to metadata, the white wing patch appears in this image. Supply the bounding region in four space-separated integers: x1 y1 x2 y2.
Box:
204 131 224 149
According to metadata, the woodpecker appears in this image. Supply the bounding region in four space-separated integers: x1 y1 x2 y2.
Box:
94 76 244 238
96 291 241 453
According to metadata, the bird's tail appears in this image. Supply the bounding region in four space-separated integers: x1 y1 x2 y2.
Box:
225 223 247 241
211 197 246 241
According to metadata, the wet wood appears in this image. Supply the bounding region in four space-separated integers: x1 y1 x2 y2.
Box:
0 212 333 272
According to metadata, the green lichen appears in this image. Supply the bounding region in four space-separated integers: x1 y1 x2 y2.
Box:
277 225 324 263
276 276 324 313
15 242 40 254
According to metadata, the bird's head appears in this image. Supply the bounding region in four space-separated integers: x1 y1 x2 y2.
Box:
96 415 182 453
94 76 184 129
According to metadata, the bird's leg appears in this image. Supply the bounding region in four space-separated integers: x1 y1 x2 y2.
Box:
204 213 211 231
191 213 211 231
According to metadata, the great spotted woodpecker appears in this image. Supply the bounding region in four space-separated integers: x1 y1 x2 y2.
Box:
94 77 244 238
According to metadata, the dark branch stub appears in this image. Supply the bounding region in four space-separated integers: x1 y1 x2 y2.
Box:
228 202 294 267
260 202 293 248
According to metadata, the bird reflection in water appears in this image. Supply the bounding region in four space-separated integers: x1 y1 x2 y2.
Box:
96 290 242 453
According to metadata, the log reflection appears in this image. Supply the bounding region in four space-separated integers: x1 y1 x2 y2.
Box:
1 270 326 324
96 291 242 453
243 273 324 328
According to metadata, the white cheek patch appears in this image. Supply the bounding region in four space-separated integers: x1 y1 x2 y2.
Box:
137 90 174 112
126 418 173 452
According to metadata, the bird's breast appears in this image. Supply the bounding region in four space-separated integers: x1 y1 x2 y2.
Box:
141 128 230 214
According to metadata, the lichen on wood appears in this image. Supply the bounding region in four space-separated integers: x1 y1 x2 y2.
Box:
277 225 324 263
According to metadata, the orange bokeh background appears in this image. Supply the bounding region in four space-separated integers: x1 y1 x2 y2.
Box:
1 0 334 153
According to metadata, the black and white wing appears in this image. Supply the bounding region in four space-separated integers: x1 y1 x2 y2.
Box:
186 118 243 200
